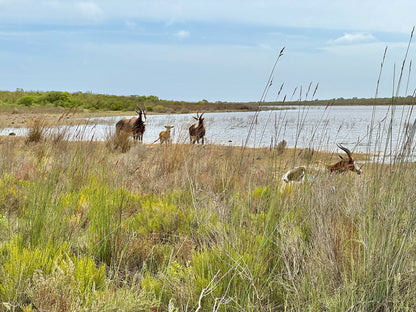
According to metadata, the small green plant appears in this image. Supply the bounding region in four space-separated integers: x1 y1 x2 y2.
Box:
0 214 8 241
0 236 106 309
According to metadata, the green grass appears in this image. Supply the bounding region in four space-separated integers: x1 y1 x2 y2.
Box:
1 123 416 311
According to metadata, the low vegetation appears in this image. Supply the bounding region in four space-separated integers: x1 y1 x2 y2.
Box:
1 117 416 311
0 89 258 114
1 89 415 117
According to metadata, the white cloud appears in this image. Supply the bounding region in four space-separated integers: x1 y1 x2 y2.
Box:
0 1 414 35
42 0 62 9
75 1 103 20
99 0 416 34
175 30 190 39
125 20 137 30
331 33 376 45
0 0 27 7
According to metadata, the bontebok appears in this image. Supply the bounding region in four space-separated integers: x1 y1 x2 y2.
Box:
115 106 147 142
189 113 205 144
282 144 362 183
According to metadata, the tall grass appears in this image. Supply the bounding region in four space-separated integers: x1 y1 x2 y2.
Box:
2 32 416 310
2 123 416 311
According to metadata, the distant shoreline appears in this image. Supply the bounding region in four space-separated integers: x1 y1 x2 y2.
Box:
0 100 414 129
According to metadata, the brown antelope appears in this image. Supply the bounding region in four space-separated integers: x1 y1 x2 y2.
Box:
189 113 205 144
115 106 147 142
159 125 174 144
282 144 362 183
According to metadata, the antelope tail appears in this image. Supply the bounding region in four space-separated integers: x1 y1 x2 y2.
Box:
151 138 160 144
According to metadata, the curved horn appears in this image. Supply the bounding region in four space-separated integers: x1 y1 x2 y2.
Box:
337 143 352 158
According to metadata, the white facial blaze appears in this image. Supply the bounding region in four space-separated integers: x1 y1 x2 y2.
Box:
354 162 362 174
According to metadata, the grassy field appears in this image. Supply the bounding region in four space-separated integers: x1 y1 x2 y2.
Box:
0 118 416 311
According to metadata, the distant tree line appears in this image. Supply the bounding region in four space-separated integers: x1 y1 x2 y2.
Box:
0 89 257 113
289 96 416 106
0 89 173 111
0 89 415 112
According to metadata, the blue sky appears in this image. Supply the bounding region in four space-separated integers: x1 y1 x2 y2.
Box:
0 1 415 102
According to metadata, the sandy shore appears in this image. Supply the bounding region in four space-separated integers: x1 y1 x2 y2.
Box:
0 107 131 129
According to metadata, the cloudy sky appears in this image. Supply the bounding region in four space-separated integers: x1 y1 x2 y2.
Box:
0 0 415 102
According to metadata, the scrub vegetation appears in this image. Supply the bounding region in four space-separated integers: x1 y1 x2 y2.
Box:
0 90 257 114
0 89 415 116
2 27 416 312
0 119 415 311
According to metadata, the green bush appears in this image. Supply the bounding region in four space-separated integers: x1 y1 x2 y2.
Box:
109 101 125 111
18 95 34 106
123 194 192 237
153 105 164 112
0 236 106 308
36 91 73 107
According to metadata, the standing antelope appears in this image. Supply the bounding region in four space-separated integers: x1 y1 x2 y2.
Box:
159 125 174 144
115 106 147 142
189 113 205 144
282 144 362 183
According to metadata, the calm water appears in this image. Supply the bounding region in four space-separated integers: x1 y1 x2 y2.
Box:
2 105 416 156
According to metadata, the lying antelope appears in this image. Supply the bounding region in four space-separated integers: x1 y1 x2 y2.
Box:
282 144 362 183
189 113 205 144
159 125 174 144
115 106 147 142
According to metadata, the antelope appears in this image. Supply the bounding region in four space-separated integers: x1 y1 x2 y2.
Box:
159 125 174 144
189 113 205 144
282 144 362 183
115 106 147 142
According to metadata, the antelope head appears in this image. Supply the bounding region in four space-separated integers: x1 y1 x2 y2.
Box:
193 112 204 125
330 144 362 175
135 105 147 123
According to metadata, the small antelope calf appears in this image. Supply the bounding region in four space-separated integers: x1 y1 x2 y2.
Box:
282 144 362 183
159 125 174 144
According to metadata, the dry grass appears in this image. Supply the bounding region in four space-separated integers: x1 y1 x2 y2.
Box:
25 118 51 144
1 118 416 311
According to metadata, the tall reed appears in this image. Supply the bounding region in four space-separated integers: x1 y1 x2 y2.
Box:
2 29 416 311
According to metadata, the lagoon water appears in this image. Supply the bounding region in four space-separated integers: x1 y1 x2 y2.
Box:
2 105 416 157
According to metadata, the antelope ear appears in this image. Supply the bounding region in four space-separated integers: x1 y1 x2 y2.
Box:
193 117 198 120
165 126 168 128
338 155 344 160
